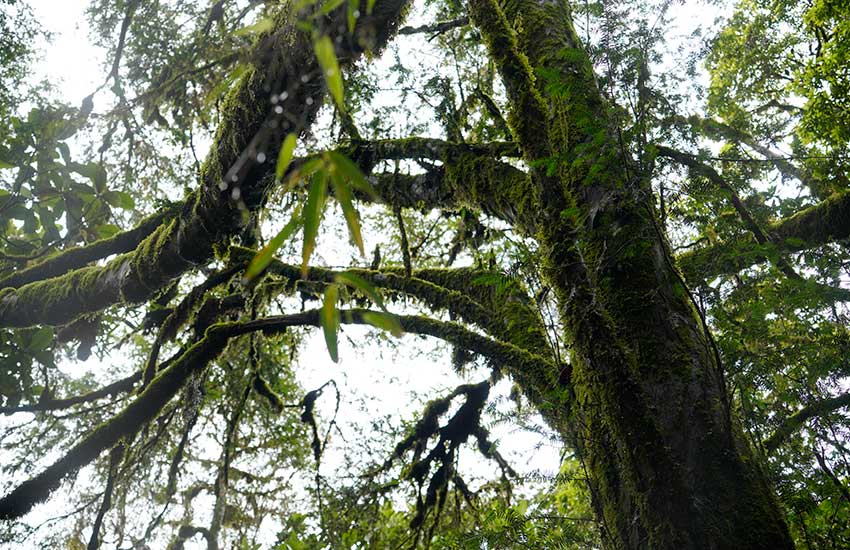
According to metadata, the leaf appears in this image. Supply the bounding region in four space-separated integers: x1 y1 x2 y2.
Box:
95 223 122 238
361 311 403 337
313 35 344 110
234 17 274 36
103 190 135 210
276 133 298 182
367 0 377 14
28 327 54 352
515 499 529 517
302 168 328 276
0 160 14 169
328 161 364 254
334 272 385 310
326 150 377 199
321 284 340 362
347 0 358 32
244 207 302 281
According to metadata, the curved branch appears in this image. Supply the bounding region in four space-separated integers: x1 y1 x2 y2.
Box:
231 249 551 357
656 145 800 280
399 16 470 36
763 391 850 454
0 206 179 290
677 189 850 280
666 115 805 183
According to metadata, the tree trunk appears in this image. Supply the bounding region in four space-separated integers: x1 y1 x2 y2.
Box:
468 0 794 547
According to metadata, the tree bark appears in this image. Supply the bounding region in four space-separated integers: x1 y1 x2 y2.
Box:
468 0 794 547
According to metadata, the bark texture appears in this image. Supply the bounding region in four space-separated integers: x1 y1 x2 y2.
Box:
468 0 794 547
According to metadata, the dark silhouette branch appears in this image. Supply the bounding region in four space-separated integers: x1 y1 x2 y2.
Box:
399 16 470 36
0 372 141 415
656 145 801 280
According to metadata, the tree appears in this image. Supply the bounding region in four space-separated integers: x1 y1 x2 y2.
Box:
0 0 848 548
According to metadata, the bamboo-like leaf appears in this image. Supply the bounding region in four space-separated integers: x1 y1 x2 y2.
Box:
234 17 274 36
283 156 323 192
313 35 344 110
329 160 364 254
334 272 385 310
244 206 302 281
361 311 403 337
326 150 377 200
276 133 298 182
302 168 328 276
346 0 358 32
321 284 340 362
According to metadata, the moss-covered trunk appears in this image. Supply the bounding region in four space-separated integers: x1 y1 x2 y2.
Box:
469 0 794 547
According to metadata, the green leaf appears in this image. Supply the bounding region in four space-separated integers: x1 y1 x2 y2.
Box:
367 0 377 14
326 150 377 199
302 168 328 275
244 207 303 281
28 327 54 352
321 284 340 362
276 133 298 182
361 311 403 337
328 161 364 254
313 35 344 110
515 499 529 516
334 272 385 310
346 0 358 32
0 160 14 169
103 190 135 210
95 223 122 238
234 17 274 36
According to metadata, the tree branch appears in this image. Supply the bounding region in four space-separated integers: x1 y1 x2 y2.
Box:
677 189 850 280
763 391 850 454
398 16 470 36
0 206 179 290
0 372 141 415
656 145 801 280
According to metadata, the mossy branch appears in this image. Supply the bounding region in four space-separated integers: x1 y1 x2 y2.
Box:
763 391 850 454
0 206 180 290
677 189 850 280
468 0 550 159
231 248 552 357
